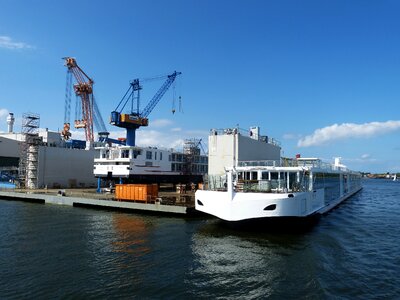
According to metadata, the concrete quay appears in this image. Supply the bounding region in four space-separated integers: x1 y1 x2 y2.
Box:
0 189 198 216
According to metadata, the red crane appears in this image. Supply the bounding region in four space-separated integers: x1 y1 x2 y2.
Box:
62 57 95 143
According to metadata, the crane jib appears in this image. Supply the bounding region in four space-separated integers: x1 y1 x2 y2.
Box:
110 71 181 147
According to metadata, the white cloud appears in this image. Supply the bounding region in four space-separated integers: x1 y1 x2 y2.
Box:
350 154 377 162
150 119 173 128
298 120 400 147
183 129 210 137
66 129 126 142
0 108 9 119
68 124 208 152
136 130 186 149
283 133 302 140
344 157 378 164
106 130 126 140
171 127 182 132
0 109 10 132
388 165 400 172
68 130 86 140
0 36 34 50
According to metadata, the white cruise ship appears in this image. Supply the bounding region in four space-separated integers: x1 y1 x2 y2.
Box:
195 127 362 222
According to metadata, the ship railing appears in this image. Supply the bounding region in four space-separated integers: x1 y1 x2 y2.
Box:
237 160 280 167
238 159 337 171
202 175 308 193
236 179 308 193
204 174 227 191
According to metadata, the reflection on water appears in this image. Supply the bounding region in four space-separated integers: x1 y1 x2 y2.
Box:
112 214 151 255
0 180 399 298
187 220 322 299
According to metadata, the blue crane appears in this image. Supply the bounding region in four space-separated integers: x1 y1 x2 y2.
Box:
110 71 182 146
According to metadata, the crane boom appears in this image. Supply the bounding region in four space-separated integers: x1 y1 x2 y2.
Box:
141 71 181 118
62 57 109 144
110 71 181 146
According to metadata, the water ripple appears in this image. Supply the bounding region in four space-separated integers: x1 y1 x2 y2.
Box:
1 179 399 298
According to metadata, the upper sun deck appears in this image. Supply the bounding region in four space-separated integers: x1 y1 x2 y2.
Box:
237 157 353 173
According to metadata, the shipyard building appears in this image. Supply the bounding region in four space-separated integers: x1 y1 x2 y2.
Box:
1 113 208 189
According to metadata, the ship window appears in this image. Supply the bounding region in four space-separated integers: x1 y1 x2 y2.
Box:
145 161 153 167
270 172 278 180
121 150 129 158
146 151 152 160
133 149 141 158
160 152 162 160
261 172 268 180
155 152 157 160
314 172 325 190
288 172 297 190
251 172 257 180
263 204 276 211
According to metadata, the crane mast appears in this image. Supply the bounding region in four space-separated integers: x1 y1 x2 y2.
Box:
110 71 181 146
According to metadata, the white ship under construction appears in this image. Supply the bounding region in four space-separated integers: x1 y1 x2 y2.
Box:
93 139 208 185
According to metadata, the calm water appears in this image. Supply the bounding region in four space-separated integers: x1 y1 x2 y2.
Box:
1 179 399 299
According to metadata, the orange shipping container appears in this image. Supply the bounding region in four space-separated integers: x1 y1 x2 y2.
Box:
116 184 158 202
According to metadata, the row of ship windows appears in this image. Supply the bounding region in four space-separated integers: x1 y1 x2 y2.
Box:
95 161 208 174
102 149 208 164
171 163 208 173
114 150 208 163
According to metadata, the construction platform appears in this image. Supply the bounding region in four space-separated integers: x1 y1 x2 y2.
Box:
0 188 200 216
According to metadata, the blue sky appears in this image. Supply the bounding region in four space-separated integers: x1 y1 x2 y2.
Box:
1 0 400 173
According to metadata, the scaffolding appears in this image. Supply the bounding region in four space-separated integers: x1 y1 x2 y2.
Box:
19 113 41 189
182 138 201 175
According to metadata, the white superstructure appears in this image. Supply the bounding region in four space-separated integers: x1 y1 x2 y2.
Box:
195 127 362 222
208 127 281 176
93 140 208 183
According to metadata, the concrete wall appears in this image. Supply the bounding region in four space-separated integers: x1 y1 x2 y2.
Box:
208 132 281 176
37 146 97 188
237 134 281 161
0 136 20 158
1 134 98 188
208 133 236 176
